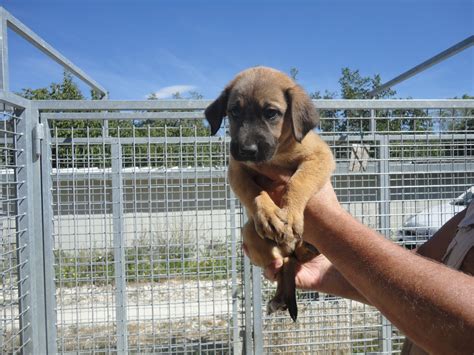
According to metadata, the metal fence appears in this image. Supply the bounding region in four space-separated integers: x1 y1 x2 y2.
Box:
0 95 473 354
1 7 474 354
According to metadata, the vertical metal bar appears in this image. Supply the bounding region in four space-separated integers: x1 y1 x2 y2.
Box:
242 214 253 354
229 190 242 354
15 105 48 353
14 107 33 353
370 108 375 133
0 9 9 91
379 134 391 238
111 141 128 353
379 134 393 353
251 264 264 354
39 115 58 354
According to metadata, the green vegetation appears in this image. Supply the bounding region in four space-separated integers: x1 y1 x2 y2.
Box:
19 72 226 169
17 69 472 167
54 238 236 287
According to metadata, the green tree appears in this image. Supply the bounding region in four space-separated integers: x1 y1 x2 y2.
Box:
337 68 397 132
135 90 225 168
18 73 226 168
447 94 474 131
19 72 104 168
19 71 84 100
19 71 102 138
289 67 299 80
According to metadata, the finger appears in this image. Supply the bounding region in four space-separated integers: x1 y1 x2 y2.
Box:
263 258 283 281
263 268 276 281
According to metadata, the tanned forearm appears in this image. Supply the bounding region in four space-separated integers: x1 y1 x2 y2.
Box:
319 208 467 306
304 201 474 354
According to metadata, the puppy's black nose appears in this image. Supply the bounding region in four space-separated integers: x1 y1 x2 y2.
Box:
239 144 258 159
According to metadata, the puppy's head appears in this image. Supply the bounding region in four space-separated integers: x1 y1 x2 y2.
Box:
205 66 319 162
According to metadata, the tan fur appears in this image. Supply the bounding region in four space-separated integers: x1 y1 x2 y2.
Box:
206 67 335 320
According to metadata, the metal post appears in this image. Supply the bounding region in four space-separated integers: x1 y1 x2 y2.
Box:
39 114 58 354
14 107 34 354
370 108 376 133
1 7 107 96
229 190 242 354
0 8 9 91
251 264 264 354
242 214 254 354
15 105 49 353
379 135 391 237
111 142 128 353
379 134 393 353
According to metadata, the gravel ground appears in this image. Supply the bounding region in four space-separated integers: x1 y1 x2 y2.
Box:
2 278 401 353
56 279 234 325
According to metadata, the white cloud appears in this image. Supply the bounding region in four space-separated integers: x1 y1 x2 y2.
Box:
150 85 197 99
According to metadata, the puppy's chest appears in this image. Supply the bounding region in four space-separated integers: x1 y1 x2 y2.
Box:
243 155 300 173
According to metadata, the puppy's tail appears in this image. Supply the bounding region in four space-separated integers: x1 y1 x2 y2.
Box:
267 257 298 322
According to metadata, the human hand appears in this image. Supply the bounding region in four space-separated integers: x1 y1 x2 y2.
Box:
263 253 332 291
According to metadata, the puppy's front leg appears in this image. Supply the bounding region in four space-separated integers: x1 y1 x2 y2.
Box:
279 157 334 244
228 161 286 240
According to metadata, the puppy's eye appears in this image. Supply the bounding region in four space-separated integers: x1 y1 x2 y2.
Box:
228 106 241 118
263 109 279 120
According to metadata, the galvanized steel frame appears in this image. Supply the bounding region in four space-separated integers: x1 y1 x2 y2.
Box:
0 6 107 97
38 98 474 355
1 94 473 353
1 7 473 353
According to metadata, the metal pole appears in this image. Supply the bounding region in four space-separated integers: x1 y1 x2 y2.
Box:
15 105 49 353
0 7 107 96
229 190 242 354
242 213 254 354
111 141 128 353
0 8 9 91
251 264 264 354
39 115 58 354
379 135 393 353
369 35 474 97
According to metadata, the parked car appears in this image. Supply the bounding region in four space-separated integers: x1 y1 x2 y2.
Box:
396 186 473 248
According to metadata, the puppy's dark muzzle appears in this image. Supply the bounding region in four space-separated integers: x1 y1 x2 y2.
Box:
231 142 260 162
238 144 258 160
231 141 276 162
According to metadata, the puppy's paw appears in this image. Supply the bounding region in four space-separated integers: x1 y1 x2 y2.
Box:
267 298 287 315
253 195 287 241
284 211 305 242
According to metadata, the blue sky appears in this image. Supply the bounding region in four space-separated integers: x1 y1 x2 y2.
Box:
3 0 473 100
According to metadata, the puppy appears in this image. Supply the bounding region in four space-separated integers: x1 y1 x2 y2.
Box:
205 67 335 321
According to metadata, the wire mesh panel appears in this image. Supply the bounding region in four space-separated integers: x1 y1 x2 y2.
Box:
47 113 244 353
259 103 474 354
0 104 31 354
38 100 474 354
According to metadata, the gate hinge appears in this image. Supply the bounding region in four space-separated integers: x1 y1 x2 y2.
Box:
33 123 45 159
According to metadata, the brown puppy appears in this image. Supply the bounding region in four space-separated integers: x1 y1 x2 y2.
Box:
205 67 335 321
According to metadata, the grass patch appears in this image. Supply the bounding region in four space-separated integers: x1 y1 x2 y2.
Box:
54 233 239 287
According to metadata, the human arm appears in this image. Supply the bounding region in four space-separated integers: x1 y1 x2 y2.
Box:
256 168 474 354
265 203 467 306
264 253 370 304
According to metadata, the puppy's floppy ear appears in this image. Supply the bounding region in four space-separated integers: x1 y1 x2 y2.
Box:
285 85 320 142
204 88 229 135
